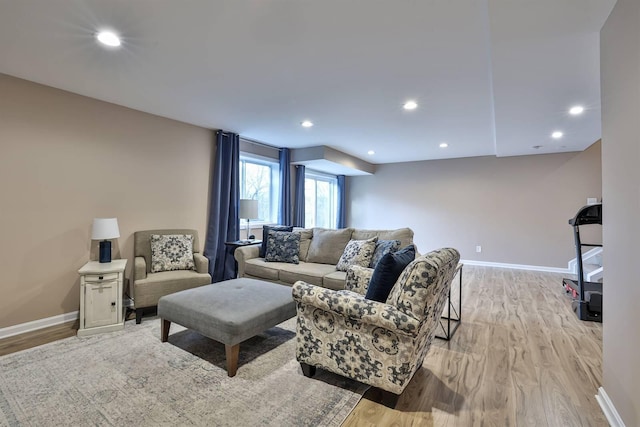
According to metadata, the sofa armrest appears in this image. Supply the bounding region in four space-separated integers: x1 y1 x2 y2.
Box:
292 281 420 336
235 245 260 277
134 256 147 282
345 265 374 295
193 253 209 275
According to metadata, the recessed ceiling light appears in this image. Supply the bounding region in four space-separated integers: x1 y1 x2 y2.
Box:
301 120 313 128
367 150 375 155
439 142 448 148
551 131 563 139
403 100 418 110
96 31 121 47
569 105 585 115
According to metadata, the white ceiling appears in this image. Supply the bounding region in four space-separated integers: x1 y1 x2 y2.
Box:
0 0 615 164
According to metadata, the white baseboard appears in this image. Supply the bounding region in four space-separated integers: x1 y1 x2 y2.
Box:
596 387 626 427
0 311 79 340
460 259 570 274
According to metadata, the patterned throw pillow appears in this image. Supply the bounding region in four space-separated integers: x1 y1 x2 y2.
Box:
265 230 301 264
150 234 195 273
336 237 378 272
369 239 401 268
260 225 294 258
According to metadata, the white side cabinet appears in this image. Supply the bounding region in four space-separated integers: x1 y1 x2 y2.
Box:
77 259 127 337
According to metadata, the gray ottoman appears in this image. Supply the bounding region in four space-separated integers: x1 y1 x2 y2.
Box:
158 278 296 376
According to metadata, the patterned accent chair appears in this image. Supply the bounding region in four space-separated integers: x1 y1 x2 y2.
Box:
291 247 460 407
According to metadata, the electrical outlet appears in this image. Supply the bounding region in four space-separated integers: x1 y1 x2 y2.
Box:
476 245 482 253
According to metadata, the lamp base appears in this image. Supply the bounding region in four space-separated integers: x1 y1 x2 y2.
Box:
99 240 112 263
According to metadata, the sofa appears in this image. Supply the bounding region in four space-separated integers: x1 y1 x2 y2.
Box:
234 227 415 290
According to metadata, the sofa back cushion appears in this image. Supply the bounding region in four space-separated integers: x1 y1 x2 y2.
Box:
351 228 414 248
134 229 200 274
306 228 354 265
293 228 314 262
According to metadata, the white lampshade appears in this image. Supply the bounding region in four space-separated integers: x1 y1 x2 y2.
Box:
91 218 120 240
239 199 259 220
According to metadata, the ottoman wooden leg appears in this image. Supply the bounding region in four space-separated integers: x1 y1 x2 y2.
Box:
161 319 171 342
225 344 240 377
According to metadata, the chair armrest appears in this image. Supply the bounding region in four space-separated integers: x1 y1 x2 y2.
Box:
292 281 420 336
235 245 260 277
345 265 374 295
134 256 147 282
193 253 209 274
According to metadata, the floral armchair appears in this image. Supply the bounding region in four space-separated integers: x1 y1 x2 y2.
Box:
291 247 460 406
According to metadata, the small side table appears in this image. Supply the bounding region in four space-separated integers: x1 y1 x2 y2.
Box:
436 263 463 341
77 259 127 337
224 240 262 279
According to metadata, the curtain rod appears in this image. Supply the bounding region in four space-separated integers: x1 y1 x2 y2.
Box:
240 136 282 151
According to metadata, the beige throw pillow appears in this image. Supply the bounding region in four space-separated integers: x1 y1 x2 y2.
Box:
306 228 354 265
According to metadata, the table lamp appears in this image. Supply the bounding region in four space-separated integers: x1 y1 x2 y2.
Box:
92 218 120 263
239 199 259 240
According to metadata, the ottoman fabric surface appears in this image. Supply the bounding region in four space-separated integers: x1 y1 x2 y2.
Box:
158 278 295 346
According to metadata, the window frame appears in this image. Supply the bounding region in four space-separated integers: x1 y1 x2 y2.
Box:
304 169 339 229
239 153 280 227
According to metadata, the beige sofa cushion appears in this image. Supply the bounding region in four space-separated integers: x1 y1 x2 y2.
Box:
293 228 314 262
352 228 414 248
244 258 281 281
322 270 347 290
307 228 354 265
278 262 337 286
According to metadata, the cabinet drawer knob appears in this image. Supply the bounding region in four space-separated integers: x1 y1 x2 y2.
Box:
111 302 116 306
99 276 104 280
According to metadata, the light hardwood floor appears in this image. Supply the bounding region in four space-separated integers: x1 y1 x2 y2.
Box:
0 267 604 426
343 266 605 427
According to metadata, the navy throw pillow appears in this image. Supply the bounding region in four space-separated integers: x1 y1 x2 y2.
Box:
365 244 416 302
260 225 293 258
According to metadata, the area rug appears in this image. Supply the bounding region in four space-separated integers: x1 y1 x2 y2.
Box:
0 317 367 426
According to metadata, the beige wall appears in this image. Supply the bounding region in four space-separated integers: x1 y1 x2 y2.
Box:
601 0 640 424
0 74 213 328
347 143 602 268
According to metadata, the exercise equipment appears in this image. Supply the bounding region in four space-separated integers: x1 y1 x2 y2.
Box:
562 203 603 322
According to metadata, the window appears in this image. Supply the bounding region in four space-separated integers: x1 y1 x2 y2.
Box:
305 171 338 228
239 155 279 224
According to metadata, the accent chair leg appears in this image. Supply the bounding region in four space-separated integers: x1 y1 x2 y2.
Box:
225 344 240 377
300 363 316 378
135 308 143 324
161 319 171 342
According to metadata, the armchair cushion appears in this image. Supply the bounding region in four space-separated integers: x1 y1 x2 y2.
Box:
150 234 195 273
365 244 416 302
335 237 377 271
265 230 300 264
